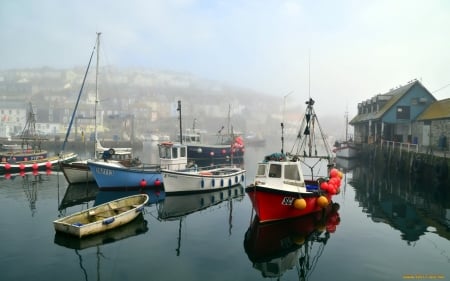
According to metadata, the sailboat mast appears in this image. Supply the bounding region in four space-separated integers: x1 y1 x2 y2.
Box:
94 32 101 159
61 41 96 153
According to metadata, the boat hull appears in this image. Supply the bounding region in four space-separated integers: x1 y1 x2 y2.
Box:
87 161 163 190
186 144 244 166
60 161 94 184
53 194 148 238
161 167 246 194
334 145 359 158
245 184 332 223
0 152 78 174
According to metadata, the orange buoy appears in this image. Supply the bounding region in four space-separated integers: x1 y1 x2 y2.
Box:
317 195 329 208
294 198 307 210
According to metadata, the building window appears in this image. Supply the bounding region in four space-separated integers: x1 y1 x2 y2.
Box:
396 106 410 120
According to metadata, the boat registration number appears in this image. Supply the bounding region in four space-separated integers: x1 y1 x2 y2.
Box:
281 197 295 205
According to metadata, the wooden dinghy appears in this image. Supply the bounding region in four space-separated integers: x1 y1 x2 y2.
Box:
53 194 149 238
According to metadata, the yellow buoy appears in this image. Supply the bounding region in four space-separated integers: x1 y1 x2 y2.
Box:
317 195 329 208
294 198 307 210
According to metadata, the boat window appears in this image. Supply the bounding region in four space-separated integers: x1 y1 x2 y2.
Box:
256 164 266 176
180 147 186 157
172 147 178 158
284 164 300 181
159 146 171 159
269 164 281 178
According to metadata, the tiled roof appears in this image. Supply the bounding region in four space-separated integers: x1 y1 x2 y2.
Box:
416 98 450 120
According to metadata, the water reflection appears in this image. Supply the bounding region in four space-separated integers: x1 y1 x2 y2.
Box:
157 185 245 255
58 183 98 211
351 164 450 244
0 170 57 216
94 188 165 206
243 204 340 280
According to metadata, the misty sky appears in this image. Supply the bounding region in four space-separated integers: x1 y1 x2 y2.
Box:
1 0 449 118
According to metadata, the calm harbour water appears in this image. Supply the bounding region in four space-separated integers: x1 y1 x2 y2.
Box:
1 142 449 281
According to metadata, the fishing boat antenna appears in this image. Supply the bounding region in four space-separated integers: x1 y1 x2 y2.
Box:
281 91 293 154
177 100 182 144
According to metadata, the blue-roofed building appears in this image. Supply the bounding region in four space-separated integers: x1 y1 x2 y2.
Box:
350 80 436 145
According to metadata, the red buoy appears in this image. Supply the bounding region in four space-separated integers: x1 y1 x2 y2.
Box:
19 163 25 170
32 163 38 170
45 162 52 169
4 163 11 170
154 178 161 186
140 179 147 188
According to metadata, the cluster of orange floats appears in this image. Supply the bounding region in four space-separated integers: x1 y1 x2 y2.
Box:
294 168 343 211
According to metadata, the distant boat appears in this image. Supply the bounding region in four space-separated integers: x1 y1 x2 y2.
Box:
0 103 77 174
177 103 245 166
53 193 149 238
333 111 359 158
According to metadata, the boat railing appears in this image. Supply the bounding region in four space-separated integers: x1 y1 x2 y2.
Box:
381 140 419 154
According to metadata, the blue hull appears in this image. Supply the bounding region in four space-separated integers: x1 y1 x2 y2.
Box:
88 161 164 190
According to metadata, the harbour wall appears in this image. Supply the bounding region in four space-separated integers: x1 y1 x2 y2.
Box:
360 143 449 183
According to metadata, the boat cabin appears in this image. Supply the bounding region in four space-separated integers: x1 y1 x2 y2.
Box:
255 160 305 185
158 142 188 170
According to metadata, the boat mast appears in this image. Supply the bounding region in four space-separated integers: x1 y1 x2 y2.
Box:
94 32 101 159
61 40 96 153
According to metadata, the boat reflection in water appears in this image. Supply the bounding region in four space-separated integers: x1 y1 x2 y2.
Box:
244 203 340 280
158 184 245 220
94 187 165 207
158 184 245 256
58 183 99 211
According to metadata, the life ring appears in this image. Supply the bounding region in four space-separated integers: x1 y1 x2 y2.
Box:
160 141 173 146
108 148 115 155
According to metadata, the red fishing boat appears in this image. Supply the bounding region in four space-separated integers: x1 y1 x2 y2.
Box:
246 98 342 222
